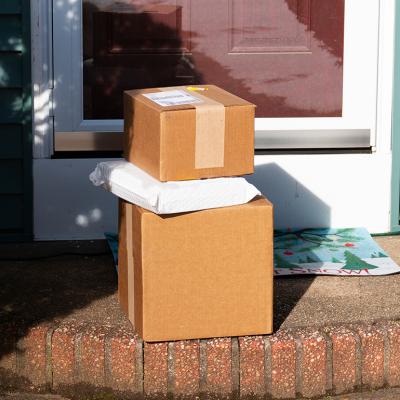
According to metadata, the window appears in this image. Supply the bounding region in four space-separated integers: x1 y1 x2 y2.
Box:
52 0 379 150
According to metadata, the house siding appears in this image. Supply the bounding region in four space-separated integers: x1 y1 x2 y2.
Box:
391 0 400 232
0 0 32 241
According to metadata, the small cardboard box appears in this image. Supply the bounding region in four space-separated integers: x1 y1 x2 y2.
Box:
124 85 255 181
118 196 273 342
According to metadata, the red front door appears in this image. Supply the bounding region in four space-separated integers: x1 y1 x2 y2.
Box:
83 0 344 119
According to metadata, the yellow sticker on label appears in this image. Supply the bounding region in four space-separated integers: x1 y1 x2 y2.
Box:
186 86 208 92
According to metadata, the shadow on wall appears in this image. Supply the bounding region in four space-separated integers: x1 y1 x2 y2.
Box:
247 163 331 328
34 159 119 240
247 163 331 229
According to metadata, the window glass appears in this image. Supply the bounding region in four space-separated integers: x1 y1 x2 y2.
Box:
83 0 344 119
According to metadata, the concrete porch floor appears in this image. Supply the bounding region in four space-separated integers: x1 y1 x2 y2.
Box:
1 235 400 398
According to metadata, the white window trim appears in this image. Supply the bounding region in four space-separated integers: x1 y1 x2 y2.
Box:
375 0 395 154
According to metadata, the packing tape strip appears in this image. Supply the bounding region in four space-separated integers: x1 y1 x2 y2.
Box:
192 91 225 169
160 87 225 169
126 202 135 323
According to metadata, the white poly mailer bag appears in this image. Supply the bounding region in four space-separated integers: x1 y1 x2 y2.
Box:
89 160 260 214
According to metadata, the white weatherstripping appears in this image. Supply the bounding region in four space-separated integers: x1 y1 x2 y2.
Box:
32 0 396 239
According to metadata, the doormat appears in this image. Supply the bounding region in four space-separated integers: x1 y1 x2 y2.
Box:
274 228 399 276
105 228 400 276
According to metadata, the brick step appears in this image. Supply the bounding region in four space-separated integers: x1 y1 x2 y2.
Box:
1 321 399 399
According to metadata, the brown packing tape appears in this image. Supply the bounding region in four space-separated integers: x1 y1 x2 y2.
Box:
159 87 225 169
192 92 225 169
126 202 135 323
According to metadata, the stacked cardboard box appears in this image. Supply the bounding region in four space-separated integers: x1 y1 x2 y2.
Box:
118 85 274 341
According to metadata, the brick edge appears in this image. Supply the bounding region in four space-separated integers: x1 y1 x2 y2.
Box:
1 320 400 399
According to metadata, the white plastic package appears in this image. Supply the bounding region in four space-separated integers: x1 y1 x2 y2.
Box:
89 160 260 214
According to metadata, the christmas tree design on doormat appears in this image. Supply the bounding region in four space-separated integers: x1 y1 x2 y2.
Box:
272 227 399 275
275 254 298 269
341 250 377 270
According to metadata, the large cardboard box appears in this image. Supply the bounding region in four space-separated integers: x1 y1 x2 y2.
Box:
124 85 255 181
118 196 273 342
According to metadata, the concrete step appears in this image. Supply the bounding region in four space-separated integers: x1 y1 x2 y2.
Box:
1 236 400 398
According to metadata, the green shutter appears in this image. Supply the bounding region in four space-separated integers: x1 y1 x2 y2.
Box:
0 54 23 87
0 1 22 15
0 0 32 241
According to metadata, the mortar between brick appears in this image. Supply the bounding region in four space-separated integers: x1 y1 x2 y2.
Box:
199 340 207 396
104 332 113 388
45 326 55 389
321 331 333 392
231 337 240 398
294 336 302 397
353 328 362 388
383 324 390 386
264 336 272 397
167 341 175 399
135 337 144 394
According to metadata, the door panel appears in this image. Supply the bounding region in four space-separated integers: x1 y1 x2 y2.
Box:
229 0 312 53
82 0 344 119
192 0 344 117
